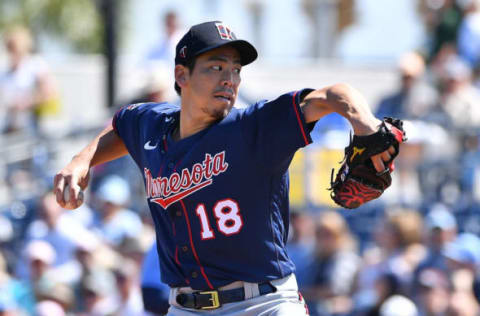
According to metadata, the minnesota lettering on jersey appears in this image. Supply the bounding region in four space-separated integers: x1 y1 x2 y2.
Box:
144 151 229 209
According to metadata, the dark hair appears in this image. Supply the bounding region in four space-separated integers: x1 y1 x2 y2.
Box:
380 273 402 298
174 57 197 96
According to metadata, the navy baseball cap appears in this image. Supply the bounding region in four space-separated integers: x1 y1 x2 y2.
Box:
175 21 258 66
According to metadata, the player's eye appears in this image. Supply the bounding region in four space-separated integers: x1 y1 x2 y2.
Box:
234 67 241 74
211 65 222 71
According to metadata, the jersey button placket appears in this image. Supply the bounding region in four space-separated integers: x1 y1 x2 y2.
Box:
191 271 198 278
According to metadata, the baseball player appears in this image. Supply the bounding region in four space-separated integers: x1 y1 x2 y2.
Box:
54 21 396 315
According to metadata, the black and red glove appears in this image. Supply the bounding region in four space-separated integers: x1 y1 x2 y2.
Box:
329 117 406 209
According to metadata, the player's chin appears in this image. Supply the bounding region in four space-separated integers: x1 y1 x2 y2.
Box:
213 95 235 107
212 97 235 116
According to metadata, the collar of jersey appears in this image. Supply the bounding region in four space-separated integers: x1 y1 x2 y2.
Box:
164 108 238 149
165 119 211 151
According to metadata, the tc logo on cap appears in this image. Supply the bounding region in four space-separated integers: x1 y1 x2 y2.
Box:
179 45 187 58
215 22 235 41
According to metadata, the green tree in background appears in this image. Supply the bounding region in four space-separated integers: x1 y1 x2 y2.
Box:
0 0 105 53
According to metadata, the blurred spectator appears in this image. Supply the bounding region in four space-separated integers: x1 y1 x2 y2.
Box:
117 236 148 269
286 210 316 290
354 209 425 311
35 282 73 314
448 268 480 315
21 192 96 284
415 268 451 316
302 210 360 316
89 149 147 215
457 0 480 67
91 175 143 248
420 0 463 63
145 11 184 66
72 237 118 313
0 251 34 315
112 258 144 316
437 55 480 129
23 240 58 300
79 270 117 316
428 41 458 83
443 233 480 272
414 204 458 285
375 52 438 121
141 241 170 315
0 25 60 135
360 273 417 316
444 236 480 314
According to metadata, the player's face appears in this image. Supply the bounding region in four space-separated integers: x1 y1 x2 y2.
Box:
186 46 242 120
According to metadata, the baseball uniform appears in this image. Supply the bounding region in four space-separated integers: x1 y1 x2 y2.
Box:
113 88 314 315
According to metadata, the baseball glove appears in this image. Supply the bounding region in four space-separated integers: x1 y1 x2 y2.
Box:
329 117 406 209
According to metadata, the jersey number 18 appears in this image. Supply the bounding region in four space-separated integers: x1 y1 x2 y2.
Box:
195 198 244 240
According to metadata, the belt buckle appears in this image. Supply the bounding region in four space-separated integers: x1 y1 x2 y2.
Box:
199 290 220 310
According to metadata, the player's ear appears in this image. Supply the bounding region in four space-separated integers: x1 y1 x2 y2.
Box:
175 65 188 90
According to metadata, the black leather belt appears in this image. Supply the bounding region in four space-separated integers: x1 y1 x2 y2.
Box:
176 282 276 310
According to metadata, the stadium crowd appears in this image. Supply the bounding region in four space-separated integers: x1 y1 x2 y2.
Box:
1 1 480 315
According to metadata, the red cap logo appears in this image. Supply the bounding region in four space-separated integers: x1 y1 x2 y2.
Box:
215 22 235 41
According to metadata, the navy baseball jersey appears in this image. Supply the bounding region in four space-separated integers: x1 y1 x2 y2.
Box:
113 89 315 290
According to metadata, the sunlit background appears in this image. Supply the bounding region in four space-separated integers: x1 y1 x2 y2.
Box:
0 0 480 315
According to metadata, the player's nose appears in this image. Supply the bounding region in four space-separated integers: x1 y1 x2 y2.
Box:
220 70 234 87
